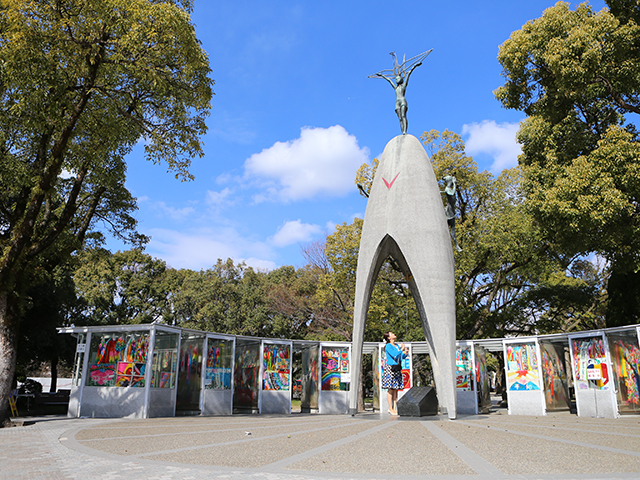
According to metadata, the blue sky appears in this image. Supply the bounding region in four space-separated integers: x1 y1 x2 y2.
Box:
108 0 605 271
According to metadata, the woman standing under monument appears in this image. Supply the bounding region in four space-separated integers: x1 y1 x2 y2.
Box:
382 331 409 415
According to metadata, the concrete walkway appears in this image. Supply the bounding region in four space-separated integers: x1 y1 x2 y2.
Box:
2 410 640 480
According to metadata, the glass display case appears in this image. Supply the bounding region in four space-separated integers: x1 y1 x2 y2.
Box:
319 343 351 414
300 343 319 412
569 333 617 418
262 343 291 391
261 341 292 414
201 335 234 415
571 336 609 390
321 346 350 391
176 332 204 413
607 330 640 413
503 339 546 416
539 342 570 411
456 345 473 392
204 337 233 390
233 338 261 412
505 342 541 391
151 330 179 389
86 331 149 388
456 342 477 414
475 345 491 413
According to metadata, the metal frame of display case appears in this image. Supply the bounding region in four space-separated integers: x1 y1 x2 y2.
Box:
201 333 235 415
503 337 546 416
318 342 352 414
260 339 293 414
568 331 618 418
59 324 183 419
456 341 478 415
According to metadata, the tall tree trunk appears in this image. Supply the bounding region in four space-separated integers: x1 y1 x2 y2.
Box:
494 352 506 404
606 267 640 327
0 291 20 427
50 355 58 393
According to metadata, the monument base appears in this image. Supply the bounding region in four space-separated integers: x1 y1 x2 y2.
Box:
397 386 439 417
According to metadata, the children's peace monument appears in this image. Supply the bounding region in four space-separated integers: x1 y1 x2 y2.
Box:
349 50 458 418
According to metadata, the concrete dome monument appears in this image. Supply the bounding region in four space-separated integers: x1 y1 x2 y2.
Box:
349 51 457 419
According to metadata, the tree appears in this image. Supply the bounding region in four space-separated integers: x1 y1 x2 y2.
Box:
422 130 553 338
263 264 315 340
309 218 423 343
169 259 260 335
16 259 79 392
73 248 171 324
0 0 212 425
495 0 640 325
519 259 608 334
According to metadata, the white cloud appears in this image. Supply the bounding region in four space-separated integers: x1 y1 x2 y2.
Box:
462 120 522 173
243 125 370 202
153 202 195 222
243 258 279 271
271 220 322 247
209 113 257 145
350 213 363 223
206 187 235 208
325 221 337 235
146 227 275 271
215 172 235 185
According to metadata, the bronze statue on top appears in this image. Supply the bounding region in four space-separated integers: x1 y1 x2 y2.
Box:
369 50 432 135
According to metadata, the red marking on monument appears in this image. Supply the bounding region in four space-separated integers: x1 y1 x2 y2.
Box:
383 172 400 190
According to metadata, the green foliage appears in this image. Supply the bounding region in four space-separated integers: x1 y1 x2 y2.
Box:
16 260 78 382
0 0 212 424
354 158 379 197
74 248 170 324
423 130 552 338
495 0 640 324
313 218 425 343
170 259 280 338
521 260 607 332
0 0 213 293
74 253 314 340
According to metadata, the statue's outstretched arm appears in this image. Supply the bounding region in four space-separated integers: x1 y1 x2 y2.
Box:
404 62 422 87
370 72 395 87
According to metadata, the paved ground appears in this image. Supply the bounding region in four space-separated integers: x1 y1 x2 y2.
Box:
2 410 640 480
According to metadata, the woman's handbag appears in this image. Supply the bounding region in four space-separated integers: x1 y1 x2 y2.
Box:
388 344 403 372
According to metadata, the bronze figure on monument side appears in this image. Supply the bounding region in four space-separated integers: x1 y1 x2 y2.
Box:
442 175 462 252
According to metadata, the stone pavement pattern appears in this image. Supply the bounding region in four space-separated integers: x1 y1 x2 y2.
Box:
2 412 640 479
